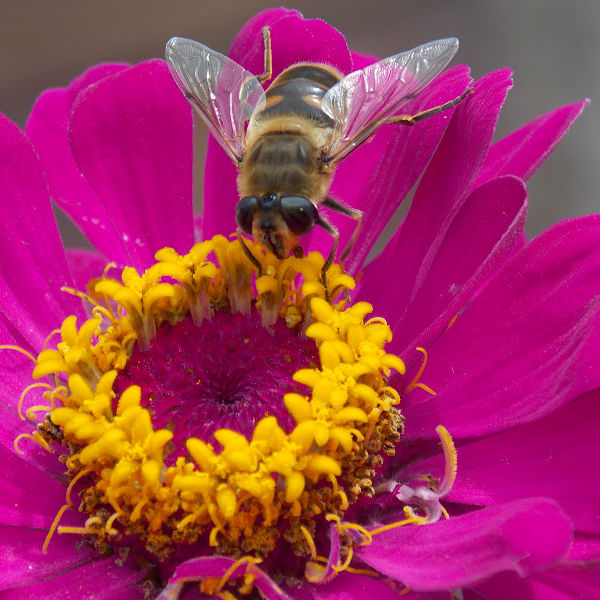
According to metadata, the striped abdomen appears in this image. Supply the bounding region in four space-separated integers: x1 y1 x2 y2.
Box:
260 63 342 127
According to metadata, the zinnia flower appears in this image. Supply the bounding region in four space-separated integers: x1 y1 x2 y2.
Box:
1 7 598 599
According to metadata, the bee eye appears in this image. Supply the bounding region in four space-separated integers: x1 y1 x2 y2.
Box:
236 197 258 234
279 196 318 236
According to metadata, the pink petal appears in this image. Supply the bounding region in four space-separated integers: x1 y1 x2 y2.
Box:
232 9 353 78
468 534 600 599
475 100 589 186
358 69 513 328
26 64 132 265
470 560 600 600
227 8 303 71
0 449 66 528
68 60 194 269
0 115 81 350
531 567 600 600
312 571 409 599
363 174 527 368
567 533 600 562
407 390 600 536
0 548 144 598
0 523 93 589
357 498 572 591
402 215 600 439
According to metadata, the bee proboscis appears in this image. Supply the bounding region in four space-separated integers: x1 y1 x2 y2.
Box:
166 28 469 283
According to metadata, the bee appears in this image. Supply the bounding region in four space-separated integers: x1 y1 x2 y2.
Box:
165 29 468 280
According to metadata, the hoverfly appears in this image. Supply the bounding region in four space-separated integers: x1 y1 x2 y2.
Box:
166 28 468 281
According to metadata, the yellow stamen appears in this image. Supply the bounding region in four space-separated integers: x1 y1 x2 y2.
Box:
25 405 54 420
334 545 354 573
42 503 73 553
60 286 100 307
300 525 318 560
0 344 36 363
66 468 93 506
105 512 121 536
402 505 429 525
42 329 61 351
14 432 50 454
57 526 95 535
344 566 380 577
368 510 424 538
18 382 53 420
436 424 458 494
46 468 94 549
215 557 261 594
405 347 436 395
340 522 373 546
91 304 119 326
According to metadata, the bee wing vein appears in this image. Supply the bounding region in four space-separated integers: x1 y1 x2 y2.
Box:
165 37 266 163
321 38 459 163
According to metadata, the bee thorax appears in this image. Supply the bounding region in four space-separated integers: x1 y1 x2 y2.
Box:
238 134 331 200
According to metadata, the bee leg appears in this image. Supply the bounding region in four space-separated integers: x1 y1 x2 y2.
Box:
383 87 473 126
256 27 273 84
316 215 339 302
237 231 263 277
292 245 305 258
322 197 363 267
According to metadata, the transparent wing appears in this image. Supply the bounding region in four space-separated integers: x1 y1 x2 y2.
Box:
321 38 459 163
165 37 266 164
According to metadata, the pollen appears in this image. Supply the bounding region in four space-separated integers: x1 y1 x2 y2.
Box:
20 235 407 581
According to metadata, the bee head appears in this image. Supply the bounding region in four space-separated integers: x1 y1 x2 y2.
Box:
235 194 318 258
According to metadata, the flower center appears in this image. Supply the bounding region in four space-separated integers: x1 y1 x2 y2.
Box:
113 312 318 454
18 234 413 590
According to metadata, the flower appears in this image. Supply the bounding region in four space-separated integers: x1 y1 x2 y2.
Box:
1 6 598 599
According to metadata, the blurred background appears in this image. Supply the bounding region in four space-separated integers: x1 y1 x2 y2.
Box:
1 0 598 238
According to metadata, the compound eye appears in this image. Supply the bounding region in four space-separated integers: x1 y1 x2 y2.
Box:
280 196 318 236
235 196 258 234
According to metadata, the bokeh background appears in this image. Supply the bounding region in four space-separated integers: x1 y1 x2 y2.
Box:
1 0 598 241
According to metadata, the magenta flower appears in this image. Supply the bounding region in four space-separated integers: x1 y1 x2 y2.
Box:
1 7 598 599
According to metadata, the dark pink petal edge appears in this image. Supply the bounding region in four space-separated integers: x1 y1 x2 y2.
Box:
475 99 589 187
